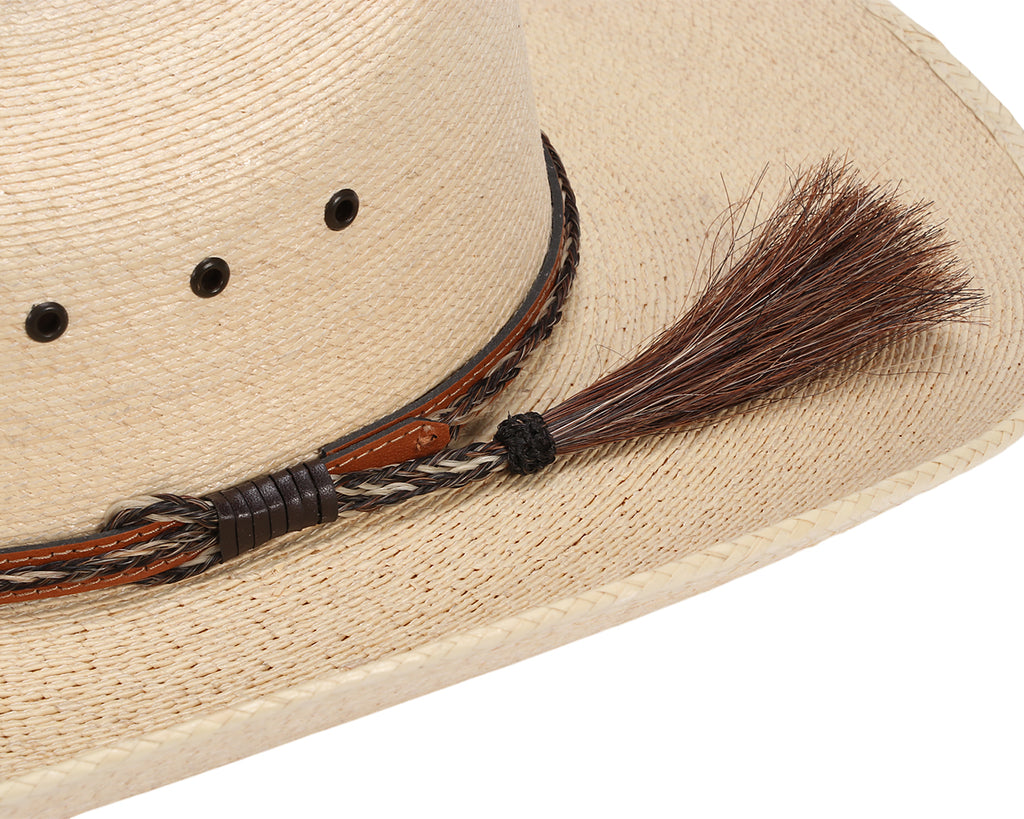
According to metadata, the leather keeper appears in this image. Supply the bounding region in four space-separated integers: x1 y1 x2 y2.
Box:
209 459 339 561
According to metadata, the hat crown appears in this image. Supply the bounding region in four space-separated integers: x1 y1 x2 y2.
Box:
0 1 552 542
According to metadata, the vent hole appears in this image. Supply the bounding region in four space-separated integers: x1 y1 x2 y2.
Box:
191 257 231 298
25 302 69 343
325 189 359 231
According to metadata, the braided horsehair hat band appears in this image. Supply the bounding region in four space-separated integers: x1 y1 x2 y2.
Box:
2 1 1023 816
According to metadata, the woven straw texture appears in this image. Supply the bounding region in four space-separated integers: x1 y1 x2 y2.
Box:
2 1 1024 816
0 2 551 543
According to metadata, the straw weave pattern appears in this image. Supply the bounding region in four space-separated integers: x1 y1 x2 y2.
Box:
3 3 1024 816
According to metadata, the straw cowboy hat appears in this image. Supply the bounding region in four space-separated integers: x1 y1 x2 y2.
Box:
2 1 1023 816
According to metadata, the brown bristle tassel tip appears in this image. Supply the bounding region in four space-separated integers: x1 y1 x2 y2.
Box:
540 158 985 457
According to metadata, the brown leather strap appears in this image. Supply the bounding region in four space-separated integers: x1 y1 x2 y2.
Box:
327 419 452 474
0 547 198 604
0 137 568 604
0 521 176 572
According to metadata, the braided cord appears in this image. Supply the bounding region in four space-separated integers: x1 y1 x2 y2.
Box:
334 443 507 513
131 445 510 586
0 496 217 593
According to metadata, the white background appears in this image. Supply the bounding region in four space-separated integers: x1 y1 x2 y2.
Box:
83 3 1023 817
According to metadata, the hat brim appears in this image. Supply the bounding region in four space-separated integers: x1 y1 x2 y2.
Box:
4 1 1024 815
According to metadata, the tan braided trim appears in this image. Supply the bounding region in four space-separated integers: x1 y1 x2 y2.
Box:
865 2 1024 163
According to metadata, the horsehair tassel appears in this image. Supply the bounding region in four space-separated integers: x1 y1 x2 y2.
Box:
501 157 984 470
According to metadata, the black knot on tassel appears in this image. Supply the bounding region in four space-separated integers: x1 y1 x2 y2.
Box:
494 412 557 475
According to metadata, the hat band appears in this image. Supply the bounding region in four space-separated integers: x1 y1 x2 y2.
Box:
1 149 980 607
0 135 577 604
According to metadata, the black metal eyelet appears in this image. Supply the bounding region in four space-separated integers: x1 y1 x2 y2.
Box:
324 189 359 231
25 302 69 343
191 257 230 298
